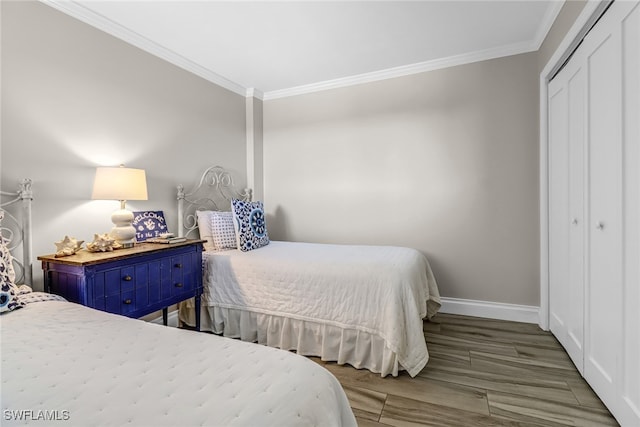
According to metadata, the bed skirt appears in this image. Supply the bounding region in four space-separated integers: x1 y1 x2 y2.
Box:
178 303 406 377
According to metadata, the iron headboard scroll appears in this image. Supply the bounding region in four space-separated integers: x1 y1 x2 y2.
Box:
177 166 252 238
0 179 34 285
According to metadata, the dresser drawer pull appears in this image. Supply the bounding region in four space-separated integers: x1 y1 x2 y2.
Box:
175 283 184 288
123 275 133 281
174 263 183 269
123 299 132 305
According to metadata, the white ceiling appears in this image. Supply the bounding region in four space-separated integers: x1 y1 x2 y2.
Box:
44 1 563 99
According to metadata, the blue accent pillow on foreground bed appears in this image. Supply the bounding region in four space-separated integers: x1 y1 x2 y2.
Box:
231 199 270 252
0 237 24 313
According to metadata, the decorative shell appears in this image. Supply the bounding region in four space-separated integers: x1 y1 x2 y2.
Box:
54 236 84 257
86 233 121 252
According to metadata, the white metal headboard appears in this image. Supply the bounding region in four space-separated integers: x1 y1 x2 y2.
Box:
0 179 33 285
177 166 252 239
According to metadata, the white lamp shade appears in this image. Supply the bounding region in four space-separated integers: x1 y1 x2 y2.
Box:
92 166 148 201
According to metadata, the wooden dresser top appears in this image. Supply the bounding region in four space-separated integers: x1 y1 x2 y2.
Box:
37 239 205 266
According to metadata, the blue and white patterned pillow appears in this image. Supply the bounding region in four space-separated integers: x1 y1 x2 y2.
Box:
231 199 269 252
0 239 24 313
0 285 24 313
0 228 16 286
210 211 237 250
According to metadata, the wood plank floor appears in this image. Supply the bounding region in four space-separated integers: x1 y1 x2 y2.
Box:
309 313 619 427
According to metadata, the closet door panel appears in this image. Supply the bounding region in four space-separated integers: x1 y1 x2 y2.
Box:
584 19 623 411
621 3 640 425
548 79 570 344
566 61 586 372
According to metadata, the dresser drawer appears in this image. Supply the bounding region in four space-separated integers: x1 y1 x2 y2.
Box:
171 253 195 294
94 264 147 315
105 290 137 315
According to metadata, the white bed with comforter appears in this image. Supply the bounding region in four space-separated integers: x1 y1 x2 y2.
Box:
1 297 356 426
176 166 441 378
180 241 441 377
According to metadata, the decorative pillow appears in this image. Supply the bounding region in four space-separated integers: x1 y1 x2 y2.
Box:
1 240 24 313
0 283 24 313
231 199 269 252
210 211 237 250
1 239 16 289
196 210 215 252
0 210 16 285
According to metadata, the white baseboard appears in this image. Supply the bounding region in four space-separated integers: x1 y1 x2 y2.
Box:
151 298 539 327
439 297 540 325
150 310 180 327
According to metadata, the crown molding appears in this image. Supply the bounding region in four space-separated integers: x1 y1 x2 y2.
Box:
41 0 562 102
263 40 535 100
532 0 565 50
40 0 248 97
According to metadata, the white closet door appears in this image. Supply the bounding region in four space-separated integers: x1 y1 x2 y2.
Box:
547 55 586 372
583 3 623 413
546 2 640 424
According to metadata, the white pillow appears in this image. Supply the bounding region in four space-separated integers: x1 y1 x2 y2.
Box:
210 211 236 250
195 210 215 252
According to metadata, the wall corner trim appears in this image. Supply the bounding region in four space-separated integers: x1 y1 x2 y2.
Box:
439 297 540 325
246 96 255 192
246 88 264 100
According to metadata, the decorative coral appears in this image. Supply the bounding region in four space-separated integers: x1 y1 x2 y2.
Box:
86 233 121 252
54 236 84 257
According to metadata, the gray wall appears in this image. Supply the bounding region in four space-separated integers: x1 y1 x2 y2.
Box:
263 53 540 306
1 1 247 289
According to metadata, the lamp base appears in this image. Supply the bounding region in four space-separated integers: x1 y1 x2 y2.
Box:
110 208 136 248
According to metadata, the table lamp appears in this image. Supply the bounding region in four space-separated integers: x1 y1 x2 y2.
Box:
92 165 148 248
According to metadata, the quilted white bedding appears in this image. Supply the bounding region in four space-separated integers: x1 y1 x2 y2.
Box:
1 299 356 427
182 241 441 377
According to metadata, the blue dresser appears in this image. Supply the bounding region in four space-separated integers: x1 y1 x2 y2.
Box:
38 240 203 330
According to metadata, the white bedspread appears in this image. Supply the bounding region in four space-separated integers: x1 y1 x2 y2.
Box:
200 241 441 377
1 300 356 427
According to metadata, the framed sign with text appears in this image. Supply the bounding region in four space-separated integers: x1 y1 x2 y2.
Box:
132 211 169 242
